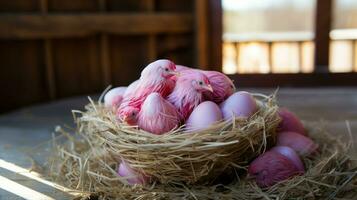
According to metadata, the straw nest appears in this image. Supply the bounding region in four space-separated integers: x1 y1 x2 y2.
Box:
48 94 357 200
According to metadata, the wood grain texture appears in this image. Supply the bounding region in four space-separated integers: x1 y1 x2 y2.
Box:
98 0 112 86
51 38 103 97
48 0 98 12
157 33 195 67
44 40 56 99
207 0 222 70
194 0 222 70
146 0 157 62
195 0 209 69
156 0 193 12
314 0 332 72
0 0 213 113
0 13 193 39
0 40 48 112
106 0 149 12
40 0 56 99
109 35 149 86
0 0 39 12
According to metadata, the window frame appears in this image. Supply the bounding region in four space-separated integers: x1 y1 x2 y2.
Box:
211 0 357 87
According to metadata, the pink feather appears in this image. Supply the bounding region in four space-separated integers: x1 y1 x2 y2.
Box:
116 106 139 125
171 66 235 104
176 65 191 72
104 87 127 109
202 71 235 104
118 59 177 123
123 80 139 99
138 93 180 135
248 150 304 187
170 64 191 83
167 70 213 121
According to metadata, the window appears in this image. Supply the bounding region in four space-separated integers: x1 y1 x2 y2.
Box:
223 0 316 74
222 0 357 75
330 0 357 72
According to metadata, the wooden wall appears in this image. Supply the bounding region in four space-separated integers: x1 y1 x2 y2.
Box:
0 0 222 113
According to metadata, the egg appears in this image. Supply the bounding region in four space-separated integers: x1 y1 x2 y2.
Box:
271 146 305 171
248 148 304 187
186 101 223 131
117 161 147 185
220 91 258 120
277 108 306 135
104 87 127 108
277 131 318 156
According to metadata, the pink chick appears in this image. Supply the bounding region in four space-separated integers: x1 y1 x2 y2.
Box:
278 108 306 135
169 65 190 83
171 67 235 103
117 161 148 185
167 70 213 121
202 71 235 104
138 93 180 135
104 87 127 109
118 59 178 122
123 80 139 99
248 150 304 187
176 65 190 72
116 106 139 125
277 131 318 156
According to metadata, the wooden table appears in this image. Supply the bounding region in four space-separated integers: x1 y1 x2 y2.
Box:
0 88 356 199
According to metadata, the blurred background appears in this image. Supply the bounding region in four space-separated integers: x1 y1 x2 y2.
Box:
0 0 356 113
223 0 357 74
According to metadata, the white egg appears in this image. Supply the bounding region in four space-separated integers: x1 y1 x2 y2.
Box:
220 91 257 120
186 101 223 131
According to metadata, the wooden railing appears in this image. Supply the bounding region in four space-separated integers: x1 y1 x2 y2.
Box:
223 34 314 74
223 38 357 74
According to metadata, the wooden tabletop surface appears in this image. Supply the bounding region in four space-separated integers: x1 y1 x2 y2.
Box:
0 88 356 199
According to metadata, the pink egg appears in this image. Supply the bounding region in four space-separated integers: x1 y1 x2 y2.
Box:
271 146 305 171
277 131 318 156
186 101 223 131
278 108 306 135
248 149 304 187
220 91 257 120
104 87 127 108
117 161 147 185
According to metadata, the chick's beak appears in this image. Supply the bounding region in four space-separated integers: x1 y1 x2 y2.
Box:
203 84 213 93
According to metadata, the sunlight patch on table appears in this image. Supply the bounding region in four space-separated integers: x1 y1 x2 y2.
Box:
0 175 54 200
0 159 82 196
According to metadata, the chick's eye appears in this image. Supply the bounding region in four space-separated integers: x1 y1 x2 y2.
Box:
164 68 169 72
131 112 136 116
198 81 203 85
